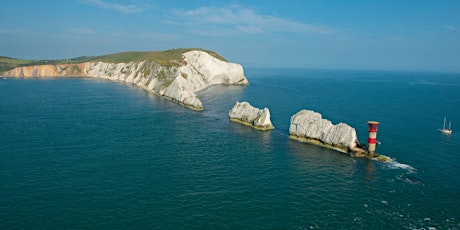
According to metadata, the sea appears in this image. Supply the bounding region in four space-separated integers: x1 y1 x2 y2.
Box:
1 68 459 229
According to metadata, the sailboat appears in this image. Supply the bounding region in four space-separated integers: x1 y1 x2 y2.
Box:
439 117 452 135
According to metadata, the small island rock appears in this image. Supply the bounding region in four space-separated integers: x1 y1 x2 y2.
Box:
229 101 275 130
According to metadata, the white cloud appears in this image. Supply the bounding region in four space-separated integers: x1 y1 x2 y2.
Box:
85 0 144 14
170 5 338 36
444 26 457 31
235 25 264 34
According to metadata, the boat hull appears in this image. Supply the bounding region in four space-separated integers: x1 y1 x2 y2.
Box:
439 129 452 135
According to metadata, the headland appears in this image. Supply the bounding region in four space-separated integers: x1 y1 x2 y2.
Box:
1 48 249 110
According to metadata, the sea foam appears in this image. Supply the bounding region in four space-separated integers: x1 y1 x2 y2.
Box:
380 156 417 173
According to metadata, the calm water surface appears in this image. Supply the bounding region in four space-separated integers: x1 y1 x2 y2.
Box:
1 69 459 229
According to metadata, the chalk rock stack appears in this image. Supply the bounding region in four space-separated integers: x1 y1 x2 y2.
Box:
289 110 357 151
229 101 274 130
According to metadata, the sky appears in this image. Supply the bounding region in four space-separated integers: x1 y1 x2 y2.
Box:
1 0 459 73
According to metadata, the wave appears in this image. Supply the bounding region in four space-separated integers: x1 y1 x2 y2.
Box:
376 156 417 173
376 156 424 185
396 174 424 185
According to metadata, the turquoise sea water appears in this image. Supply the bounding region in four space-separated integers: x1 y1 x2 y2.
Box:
1 69 459 229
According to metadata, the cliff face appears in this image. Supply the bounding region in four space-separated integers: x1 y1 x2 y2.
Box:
229 101 274 130
289 110 357 152
2 50 248 110
4 63 86 77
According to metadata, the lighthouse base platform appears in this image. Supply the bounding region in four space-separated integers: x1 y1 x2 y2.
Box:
349 147 391 162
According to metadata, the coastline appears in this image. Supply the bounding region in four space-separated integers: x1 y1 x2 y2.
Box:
1 50 248 111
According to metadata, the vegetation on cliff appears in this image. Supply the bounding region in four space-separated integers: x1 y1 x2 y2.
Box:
0 48 226 73
0 56 34 73
92 48 226 66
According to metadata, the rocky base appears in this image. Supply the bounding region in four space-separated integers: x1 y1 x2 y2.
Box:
348 147 392 162
230 118 274 131
289 134 391 162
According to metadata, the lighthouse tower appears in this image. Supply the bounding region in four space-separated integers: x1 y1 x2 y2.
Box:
367 121 380 153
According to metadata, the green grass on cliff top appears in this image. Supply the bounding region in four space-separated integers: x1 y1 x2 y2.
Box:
91 48 226 65
0 56 34 73
0 48 227 72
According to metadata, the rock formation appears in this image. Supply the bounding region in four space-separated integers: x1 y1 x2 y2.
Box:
2 50 248 110
228 101 274 130
289 110 357 153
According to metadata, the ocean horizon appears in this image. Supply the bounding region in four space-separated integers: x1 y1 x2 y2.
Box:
1 68 459 229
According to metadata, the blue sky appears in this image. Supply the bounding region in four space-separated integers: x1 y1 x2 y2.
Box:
1 0 459 72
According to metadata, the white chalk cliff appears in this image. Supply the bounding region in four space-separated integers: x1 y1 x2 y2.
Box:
3 50 248 110
228 101 274 130
289 110 357 151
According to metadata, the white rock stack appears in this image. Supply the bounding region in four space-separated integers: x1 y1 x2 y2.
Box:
229 101 275 130
289 110 357 151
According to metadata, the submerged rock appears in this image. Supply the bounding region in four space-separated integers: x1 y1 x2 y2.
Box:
289 110 357 152
229 101 274 130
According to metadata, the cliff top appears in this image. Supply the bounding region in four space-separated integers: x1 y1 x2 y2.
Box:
0 48 227 72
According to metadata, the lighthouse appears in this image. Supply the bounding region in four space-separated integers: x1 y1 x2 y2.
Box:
367 121 380 153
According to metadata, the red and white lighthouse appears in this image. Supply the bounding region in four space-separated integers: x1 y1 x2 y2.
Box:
367 121 380 153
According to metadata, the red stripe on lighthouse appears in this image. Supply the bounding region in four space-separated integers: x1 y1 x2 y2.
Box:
368 138 377 144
